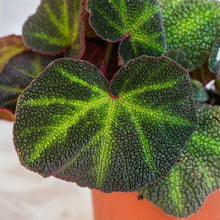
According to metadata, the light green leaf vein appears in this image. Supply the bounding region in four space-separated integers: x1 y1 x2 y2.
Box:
57 67 108 96
28 98 109 162
119 100 191 126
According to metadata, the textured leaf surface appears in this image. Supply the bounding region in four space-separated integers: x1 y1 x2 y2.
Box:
14 57 197 192
209 38 220 74
22 0 84 56
191 79 208 102
88 0 166 63
0 35 28 71
159 0 220 70
0 51 59 113
141 104 220 218
162 49 189 70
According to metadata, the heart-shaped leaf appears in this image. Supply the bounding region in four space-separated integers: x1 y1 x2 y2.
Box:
87 0 166 63
162 49 189 70
191 79 208 102
22 0 84 56
0 51 60 113
13 56 197 192
0 35 29 71
159 0 220 70
209 38 220 74
140 104 220 218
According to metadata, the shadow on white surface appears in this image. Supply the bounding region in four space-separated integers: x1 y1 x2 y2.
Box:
0 121 93 220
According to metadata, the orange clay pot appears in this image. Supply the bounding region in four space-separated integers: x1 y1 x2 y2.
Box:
92 188 220 220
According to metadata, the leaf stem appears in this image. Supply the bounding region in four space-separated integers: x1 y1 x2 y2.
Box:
100 42 113 75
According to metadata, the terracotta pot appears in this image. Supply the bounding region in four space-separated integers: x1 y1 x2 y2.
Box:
92 188 220 220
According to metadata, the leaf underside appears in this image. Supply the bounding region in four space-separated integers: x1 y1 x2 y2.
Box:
159 0 220 70
88 0 166 63
0 51 60 113
208 38 220 74
0 35 28 72
141 104 220 218
22 0 84 57
13 57 197 192
191 79 208 103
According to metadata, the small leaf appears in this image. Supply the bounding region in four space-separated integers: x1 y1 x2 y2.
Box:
0 51 60 113
88 0 166 63
13 57 197 192
140 104 220 218
209 38 220 74
159 0 220 70
22 0 84 56
191 79 208 102
0 110 15 122
162 49 189 70
0 35 29 71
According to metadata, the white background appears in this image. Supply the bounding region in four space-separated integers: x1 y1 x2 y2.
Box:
0 1 93 220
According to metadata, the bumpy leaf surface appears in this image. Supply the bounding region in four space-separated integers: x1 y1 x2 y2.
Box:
141 104 220 218
209 38 220 74
14 57 197 192
88 0 166 63
159 0 220 70
0 35 28 71
162 49 189 70
22 0 84 56
0 51 59 113
191 79 208 102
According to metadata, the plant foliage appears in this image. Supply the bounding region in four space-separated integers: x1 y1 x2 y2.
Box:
140 104 220 217
14 57 196 192
0 0 219 217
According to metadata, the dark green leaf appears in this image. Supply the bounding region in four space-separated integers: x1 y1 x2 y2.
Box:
88 0 166 63
140 104 220 218
162 49 189 70
0 35 29 71
191 79 208 102
13 57 197 192
159 0 220 70
0 51 60 113
22 0 84 56
209 38 220 74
